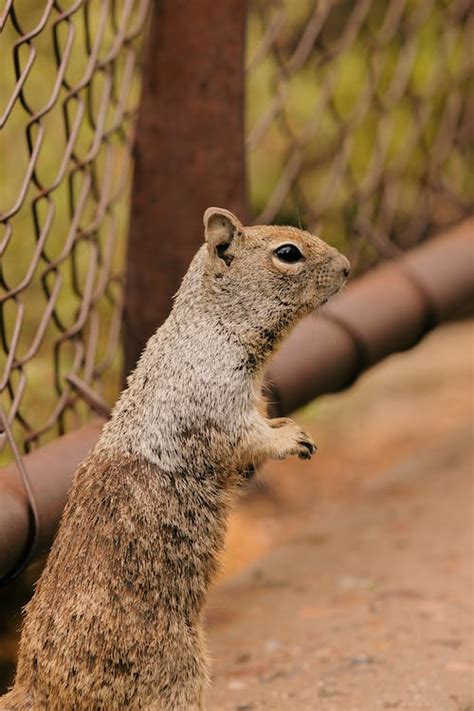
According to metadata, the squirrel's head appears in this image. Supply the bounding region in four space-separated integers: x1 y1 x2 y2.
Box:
201 207 350 355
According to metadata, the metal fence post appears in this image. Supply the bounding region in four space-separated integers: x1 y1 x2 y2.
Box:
124 0 248 375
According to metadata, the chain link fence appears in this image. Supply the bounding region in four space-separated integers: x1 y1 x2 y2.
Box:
247 0 473 267
1 0 151 468
1 0 472 471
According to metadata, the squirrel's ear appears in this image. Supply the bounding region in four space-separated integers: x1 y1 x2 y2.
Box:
203 207 244 263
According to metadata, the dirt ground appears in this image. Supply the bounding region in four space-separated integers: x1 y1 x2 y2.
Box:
206 319 474 710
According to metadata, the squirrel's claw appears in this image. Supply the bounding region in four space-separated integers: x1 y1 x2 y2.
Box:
296 437 317 459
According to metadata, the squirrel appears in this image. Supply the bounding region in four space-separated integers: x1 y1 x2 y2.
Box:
0 207 350 711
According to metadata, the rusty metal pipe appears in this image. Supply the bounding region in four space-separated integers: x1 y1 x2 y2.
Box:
0 219 473 582
0 421 104 581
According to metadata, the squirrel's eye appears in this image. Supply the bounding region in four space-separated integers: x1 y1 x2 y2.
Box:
274 244 303 263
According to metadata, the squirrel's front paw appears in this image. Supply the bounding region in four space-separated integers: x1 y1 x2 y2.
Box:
268 418 317 461
295 433 317 460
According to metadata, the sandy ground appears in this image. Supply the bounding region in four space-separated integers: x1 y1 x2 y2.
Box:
206 319 474 710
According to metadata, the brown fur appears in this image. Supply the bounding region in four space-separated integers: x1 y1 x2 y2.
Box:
7 452 226 710
1 208 349 710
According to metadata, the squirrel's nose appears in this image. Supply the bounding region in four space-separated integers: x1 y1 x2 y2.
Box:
331 253 351 278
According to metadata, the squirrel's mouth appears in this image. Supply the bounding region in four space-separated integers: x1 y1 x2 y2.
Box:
320 279 347 306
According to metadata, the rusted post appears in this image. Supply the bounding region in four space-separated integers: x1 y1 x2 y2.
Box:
124 0 248 375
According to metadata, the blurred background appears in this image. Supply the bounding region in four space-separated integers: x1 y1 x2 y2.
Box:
0 0 473 705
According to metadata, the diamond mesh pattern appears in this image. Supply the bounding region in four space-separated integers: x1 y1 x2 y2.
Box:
247 0 473 267
0 1 150 466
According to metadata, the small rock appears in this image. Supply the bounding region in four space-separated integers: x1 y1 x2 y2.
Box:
235 652 252 664
318 686 345 698
350 654 376 665
337 574 375 590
